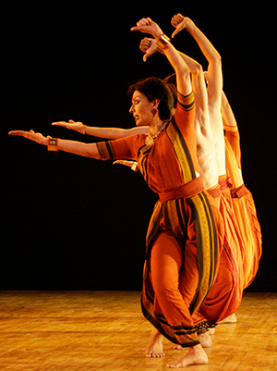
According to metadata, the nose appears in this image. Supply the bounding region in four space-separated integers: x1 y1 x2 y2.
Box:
129 103 135 113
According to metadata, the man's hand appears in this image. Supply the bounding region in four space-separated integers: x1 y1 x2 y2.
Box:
131 18 163 40
171 14 193 38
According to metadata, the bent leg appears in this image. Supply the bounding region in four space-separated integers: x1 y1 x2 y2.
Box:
150 231 199 346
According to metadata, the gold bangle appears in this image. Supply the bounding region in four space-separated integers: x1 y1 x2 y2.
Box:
156 34 171 49
47 138 58 151
131 162 139 172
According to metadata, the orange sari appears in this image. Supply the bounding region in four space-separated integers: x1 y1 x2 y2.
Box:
97 92 219 347
224 126 262 288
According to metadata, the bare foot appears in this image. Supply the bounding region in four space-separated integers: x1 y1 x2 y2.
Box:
209 327 215 335
219 313 237 324
174 332 211 349
198 332 212 348
146 328 165 358
167 344 208 368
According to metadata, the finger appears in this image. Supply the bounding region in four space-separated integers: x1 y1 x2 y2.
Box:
131 25 149 32
171 24 183 38
8 130 22 135
171 29 179 38
51 121 67 126
171 14 183 27
137 18 149 26
140 38 151 51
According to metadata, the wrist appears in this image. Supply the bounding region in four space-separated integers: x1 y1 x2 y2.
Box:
152 24 163 40
156 34 171 49
186 20 196 35
47 138 59 151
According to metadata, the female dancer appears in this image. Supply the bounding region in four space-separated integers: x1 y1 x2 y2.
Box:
9 18 218 368
221 91 262 289
54 16 245 330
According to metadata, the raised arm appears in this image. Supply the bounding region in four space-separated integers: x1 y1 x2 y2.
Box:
221 91 237 128
52 120 149 139
131 18 192 97
221 91 242 169
8 130 102 159
171 15 222 108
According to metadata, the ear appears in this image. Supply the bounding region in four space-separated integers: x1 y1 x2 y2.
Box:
153 98 160 108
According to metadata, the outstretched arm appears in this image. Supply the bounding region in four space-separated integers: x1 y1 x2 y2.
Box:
52 120 149 139
131 17 192 96
171 15 222 108
8 130 102 159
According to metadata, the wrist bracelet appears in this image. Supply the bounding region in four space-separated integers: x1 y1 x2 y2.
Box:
47 138 59 151
156 34 171 49
131 162 139 172
81 125 87 135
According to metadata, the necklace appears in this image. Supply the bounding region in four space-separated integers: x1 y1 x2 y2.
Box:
145 122 167 146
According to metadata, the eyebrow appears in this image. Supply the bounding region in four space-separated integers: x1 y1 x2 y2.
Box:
132 94 143 102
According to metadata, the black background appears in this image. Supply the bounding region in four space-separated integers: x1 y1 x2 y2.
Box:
2 3 276 292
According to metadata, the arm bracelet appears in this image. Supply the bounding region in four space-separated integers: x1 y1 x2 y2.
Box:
156 34 171 49
47 138 59 151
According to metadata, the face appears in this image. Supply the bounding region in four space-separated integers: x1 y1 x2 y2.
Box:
129 91 156 127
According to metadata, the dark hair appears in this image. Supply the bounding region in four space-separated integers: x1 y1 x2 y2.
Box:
127 76 174 121
163 73 176 86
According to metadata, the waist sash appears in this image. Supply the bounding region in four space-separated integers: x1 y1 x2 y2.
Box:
158 177 204 203
231 184 248 198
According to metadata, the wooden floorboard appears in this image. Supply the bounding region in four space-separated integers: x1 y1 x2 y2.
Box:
0 291 276 370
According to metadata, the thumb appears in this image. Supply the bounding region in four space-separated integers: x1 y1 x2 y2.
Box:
143 54 148 62
171 29 179 38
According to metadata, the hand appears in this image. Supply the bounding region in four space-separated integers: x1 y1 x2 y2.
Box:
139 37 163 62
171 14 192 38
131 18 163 39
52 120 86 134
113 160 139 171
8 130 48 146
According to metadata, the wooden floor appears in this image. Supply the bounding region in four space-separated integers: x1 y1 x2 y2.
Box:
0 291 276 370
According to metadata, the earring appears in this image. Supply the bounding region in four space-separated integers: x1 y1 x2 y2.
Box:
151 107 158 116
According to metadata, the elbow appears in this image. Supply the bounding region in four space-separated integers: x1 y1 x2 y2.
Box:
212 53 222 66
191 61 204 76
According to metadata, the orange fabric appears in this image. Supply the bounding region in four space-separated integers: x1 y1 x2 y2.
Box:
224 136 243 188
231 188 262 288
193 180 244 325
108 103 200 193
207 184 221 203
149 230 199 345
224 132 262 289
158 177 204 202
174 102 200 175
224 125 242 169
218 185 244 314
98 94 219 345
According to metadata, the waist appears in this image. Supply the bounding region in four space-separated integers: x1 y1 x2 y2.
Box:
219 174 233 190
207 185 221 199
230 184 248 198
158 177 204 202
